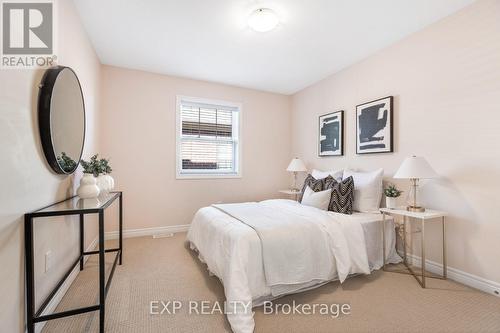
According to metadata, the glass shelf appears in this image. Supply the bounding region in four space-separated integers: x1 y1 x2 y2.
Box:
28 192 121 217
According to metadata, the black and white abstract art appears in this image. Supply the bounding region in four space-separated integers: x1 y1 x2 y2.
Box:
319 111 343 156
356 96 393 154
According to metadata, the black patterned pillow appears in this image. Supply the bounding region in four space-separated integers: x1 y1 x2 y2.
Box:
299 174 324 202
323 176 354 214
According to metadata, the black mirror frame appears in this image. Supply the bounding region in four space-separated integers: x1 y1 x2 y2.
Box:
38 66 86 175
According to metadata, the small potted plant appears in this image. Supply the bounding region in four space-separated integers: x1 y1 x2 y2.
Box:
77 155 100 199
384 184 403 209
96 157 114 194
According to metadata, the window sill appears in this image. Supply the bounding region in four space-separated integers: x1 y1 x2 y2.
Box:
176 173 242 180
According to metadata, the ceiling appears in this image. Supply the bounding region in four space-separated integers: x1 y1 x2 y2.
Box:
73 0 475 95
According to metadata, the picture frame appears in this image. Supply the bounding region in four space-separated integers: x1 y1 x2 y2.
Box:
318 110 344 157
356 96 393 154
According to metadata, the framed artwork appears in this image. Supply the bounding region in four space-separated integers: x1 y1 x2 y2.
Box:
318 110 344 156
356 96 393 154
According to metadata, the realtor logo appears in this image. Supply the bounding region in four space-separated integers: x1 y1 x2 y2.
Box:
1 0 56 68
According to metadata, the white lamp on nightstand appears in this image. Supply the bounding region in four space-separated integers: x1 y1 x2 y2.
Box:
394 156 438 212
286 158 307 191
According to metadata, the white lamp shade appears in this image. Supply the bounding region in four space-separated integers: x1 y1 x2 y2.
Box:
393 156 438 179
287 158 307 172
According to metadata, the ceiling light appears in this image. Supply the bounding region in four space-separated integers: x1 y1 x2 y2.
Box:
248 8 279 32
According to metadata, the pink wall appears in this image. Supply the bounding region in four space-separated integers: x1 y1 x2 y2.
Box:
0 0 102 331
291 0 500 284
99 66 291 231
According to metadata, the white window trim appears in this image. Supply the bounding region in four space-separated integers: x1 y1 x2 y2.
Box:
176 95 243 179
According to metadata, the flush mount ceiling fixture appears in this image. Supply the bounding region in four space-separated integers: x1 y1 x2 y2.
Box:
248 8 279 32
74 0 476 94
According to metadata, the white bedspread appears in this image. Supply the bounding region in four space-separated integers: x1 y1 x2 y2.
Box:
212 200 370 287
187 199 401 333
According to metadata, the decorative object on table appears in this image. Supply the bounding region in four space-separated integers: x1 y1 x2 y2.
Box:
286 158 307 191
393 155 438 212
356 96 393 154
319 111 344 156
77 155 101 199
77 173 100 199
78 197 101 209
38 66 85 175
78 154 115 194
323 176 354 214
384 184 403 209
96 157 115 193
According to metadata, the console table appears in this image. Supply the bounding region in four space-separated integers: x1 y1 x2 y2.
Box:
24 191 123 333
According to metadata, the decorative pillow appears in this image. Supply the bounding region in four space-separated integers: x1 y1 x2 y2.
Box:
300 186 332 210
323 176 354 214
311 168 343 181
298 174 324 202
343 168 384 213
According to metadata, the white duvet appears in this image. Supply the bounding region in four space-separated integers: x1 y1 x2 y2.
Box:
187 199 400 333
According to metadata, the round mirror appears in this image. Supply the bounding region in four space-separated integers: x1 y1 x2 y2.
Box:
38 66 85 174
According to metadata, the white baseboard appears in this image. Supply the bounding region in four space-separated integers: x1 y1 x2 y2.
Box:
34 237 98 333
104 224 190 240
406 254 500 297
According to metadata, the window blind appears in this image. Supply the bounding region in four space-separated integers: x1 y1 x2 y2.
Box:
179 100 239 175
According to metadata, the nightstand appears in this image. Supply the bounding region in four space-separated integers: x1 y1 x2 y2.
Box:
279 189 301 201
380 207 448 288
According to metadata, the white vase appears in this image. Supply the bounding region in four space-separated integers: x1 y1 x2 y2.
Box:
96 174 115 194
77 197 101 209
386 196 397 209
77 174 100 199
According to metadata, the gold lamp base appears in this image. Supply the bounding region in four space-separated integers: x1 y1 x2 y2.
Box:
407 206 426 212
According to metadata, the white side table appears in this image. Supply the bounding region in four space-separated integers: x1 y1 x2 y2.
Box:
380 207 448 288
279 189 301 201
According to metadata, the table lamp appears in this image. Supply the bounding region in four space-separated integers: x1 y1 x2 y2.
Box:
287 158 307 191
393 156 437 212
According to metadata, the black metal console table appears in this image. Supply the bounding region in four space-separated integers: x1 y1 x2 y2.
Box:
25 191 123 333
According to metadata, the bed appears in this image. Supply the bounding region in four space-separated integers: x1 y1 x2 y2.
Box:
187 199 401 333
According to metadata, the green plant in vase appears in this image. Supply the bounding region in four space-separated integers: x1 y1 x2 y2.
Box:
80 154 100 176
384 184 403 209
77 155 101 199
96 156 115 193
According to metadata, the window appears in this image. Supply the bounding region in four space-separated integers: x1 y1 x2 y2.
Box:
176 96 241 178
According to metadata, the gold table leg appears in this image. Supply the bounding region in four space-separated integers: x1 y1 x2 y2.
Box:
443 216 447 279
421 218 426 288
384 215 446 288
382 212 386 270
403 216 407 265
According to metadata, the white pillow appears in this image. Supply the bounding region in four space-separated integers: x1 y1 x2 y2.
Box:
311 168 343 180
343 168 384 213
300 186 332 210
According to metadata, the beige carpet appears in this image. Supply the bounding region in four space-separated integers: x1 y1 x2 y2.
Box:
41 233 500 333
